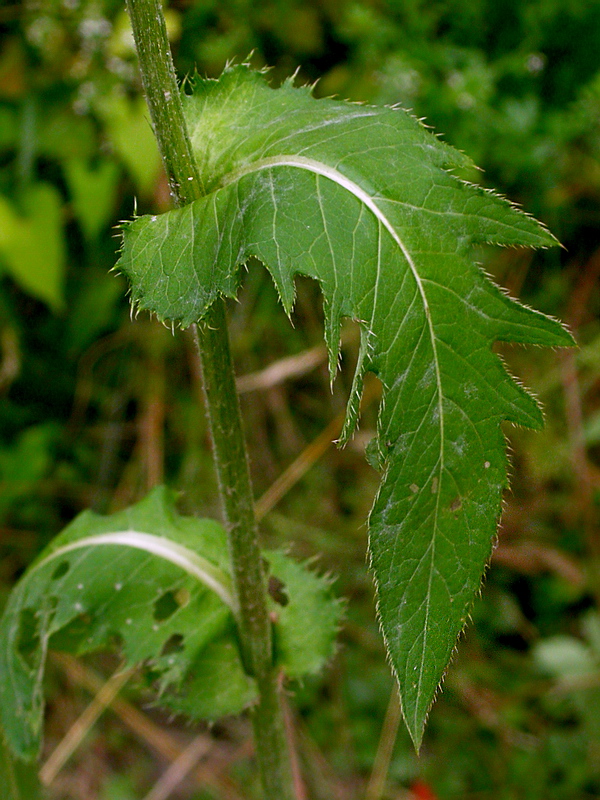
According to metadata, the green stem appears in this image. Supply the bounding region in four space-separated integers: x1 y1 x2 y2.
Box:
124 1 294 797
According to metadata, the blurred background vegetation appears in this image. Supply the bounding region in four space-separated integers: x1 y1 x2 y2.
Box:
1 0 600 798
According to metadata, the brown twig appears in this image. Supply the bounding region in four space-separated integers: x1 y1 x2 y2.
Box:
560 249 600 592
69 327 137 433
142 736 212 800
255 377 381 521
492 542 584 586
364 684 402 800
50 653 247 800
281 687 309 800
0 326 20 392
294 714 349 800
255 412 346 521
236 344 328 394
40 663 135 785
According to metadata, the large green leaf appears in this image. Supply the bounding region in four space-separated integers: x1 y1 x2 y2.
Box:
117 65 573 746
0 487 339 760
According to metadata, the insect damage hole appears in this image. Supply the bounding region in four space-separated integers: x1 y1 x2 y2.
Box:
268 575 289 607
160 633 185 656
16 607 41 670
51 561 70 580
16 597 58 670
153 588 190 622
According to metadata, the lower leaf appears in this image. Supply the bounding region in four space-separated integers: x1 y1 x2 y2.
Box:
0 487 340 760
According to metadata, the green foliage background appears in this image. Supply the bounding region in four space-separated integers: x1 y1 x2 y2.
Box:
1 1 600 798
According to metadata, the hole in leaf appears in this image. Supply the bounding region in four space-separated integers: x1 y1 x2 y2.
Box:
153 591 180 621
17 597 59 669
51 561 70 580
17 607 41 670
153 589 189 622
161 633 184 656
50 611 96 653
268 575 289 607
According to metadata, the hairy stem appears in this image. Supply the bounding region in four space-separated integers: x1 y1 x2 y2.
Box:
125 1 294 796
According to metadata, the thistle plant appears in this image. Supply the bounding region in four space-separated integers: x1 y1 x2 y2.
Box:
0 0 573 796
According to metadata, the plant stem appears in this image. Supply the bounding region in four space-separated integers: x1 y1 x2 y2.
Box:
124 1 294 796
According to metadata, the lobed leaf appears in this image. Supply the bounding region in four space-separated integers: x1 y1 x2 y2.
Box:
117 65 573 746
0 487 340 760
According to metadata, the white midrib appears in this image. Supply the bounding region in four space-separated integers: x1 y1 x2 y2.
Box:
225 154 444 721
32 531 236 612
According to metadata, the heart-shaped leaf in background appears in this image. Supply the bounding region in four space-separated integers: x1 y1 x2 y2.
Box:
64 158 121 241
0 183 65 311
